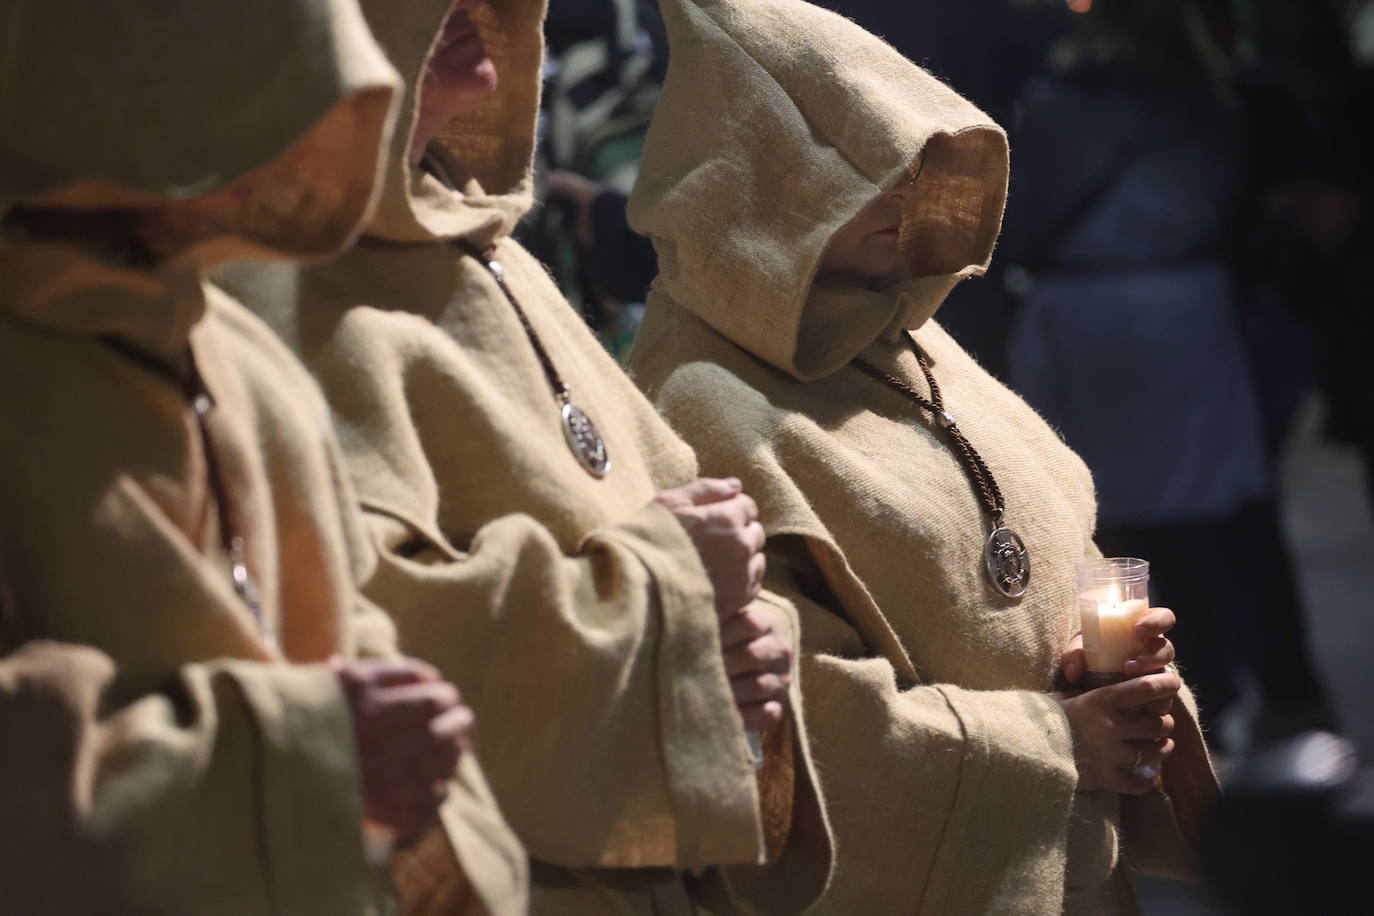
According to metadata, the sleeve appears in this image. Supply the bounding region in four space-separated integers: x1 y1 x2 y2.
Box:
687 589 836 916
362 500 764 871
0 640 374 915
391 753 531 916
320 440 529 913
763 536 1080 916
1119 679 1219 880
1072 544 1218 882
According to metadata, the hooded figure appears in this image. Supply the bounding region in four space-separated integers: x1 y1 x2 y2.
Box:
216 0 832 912
628 0 1218 912
0 1 524 911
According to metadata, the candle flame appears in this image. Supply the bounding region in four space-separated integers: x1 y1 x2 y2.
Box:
1068 0 1093 12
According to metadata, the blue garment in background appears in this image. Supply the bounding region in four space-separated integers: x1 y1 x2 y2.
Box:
1006 70 1270 526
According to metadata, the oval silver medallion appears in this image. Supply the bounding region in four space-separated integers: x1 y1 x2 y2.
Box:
562 402 611 478
984 526 1030 598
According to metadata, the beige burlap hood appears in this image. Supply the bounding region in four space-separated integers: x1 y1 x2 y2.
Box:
363 0 544 247
217 0 832 911
0 2 526 912
0 0 400 261
628 0 1007 382
628 0 1218 913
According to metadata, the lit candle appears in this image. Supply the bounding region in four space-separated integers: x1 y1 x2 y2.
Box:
1075 558 1151 690
1079 587 1149 689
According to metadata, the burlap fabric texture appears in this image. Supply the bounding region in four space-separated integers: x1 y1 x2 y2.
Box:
0 1 526 911
628 0 1219 913
216 0 833 913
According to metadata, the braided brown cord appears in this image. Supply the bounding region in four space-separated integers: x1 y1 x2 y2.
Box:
459 241 571 404
101 338 272 640
853 337 1007 525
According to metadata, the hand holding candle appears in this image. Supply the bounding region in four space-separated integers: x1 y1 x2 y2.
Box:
1074 558 1175 690
1059 558 1181 788
1061 607 1178 698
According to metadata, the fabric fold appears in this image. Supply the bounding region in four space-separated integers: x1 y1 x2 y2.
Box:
364 500 760 869
0 643 372 912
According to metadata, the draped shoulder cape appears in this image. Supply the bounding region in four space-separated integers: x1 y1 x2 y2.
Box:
0 2 524 911
626 0 1218 912
216 0 832 912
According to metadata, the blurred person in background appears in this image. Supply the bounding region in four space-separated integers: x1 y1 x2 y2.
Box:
1236 0 1374 518
530 0 668 358
1001 0 1335 751
0 0 525 911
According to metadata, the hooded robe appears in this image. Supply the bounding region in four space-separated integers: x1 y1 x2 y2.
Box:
0 1 524 911
626 1 1219 913
215 0 832 912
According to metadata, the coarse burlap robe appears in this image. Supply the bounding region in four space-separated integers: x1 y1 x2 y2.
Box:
626 0 1220 913
0 2 525 912
215 0 832 912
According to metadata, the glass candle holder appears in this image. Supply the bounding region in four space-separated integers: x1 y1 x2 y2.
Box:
1075 557 1150 690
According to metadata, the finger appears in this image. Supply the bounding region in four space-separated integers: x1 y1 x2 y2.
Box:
737 492 759 525
1124 638 1175 677
1106 671 1181 710
723 633 791 678
745 552 766 601
1118 738 1175 787
339 658 441 691
683 477 742 506
744 520 766 554
1060 635 1085 686
706 493 756 531
372 681 462 729
1134 607 1176 642
1119 712 1175 742
376 658 443 686
730 671 791 705
1140 696 1175 716
720 607 774 650
739 699 786 731
1134 737 1174 769
429 703 476 744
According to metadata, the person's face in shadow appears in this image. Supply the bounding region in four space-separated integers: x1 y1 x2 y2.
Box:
816 177 918 286
409 0 499 164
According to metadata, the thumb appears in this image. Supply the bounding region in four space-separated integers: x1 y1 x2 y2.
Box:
680 476 742 506
1061 635 1085 686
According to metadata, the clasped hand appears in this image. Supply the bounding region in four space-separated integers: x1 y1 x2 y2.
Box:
655 478 792 731
334 657 473 843
1057 607 1181 795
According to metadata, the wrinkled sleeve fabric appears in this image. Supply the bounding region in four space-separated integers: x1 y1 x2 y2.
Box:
363 500 764 871
321 444 529 916
0 640 373 915
764 539 1080 916
1119 680 1217 880
689 588 836 916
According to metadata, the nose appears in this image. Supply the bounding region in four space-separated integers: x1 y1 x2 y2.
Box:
886 181 917 205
